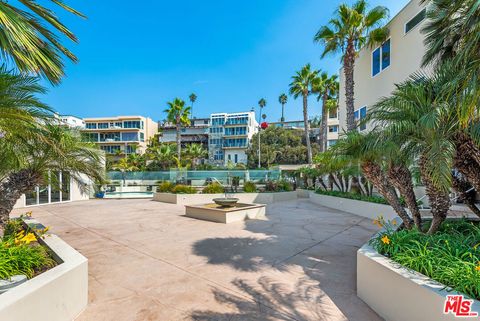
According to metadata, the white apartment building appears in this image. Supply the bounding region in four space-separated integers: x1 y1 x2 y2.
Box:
338 0 428 132
326 107 339 148
208 111 258 166
159 118 209 148
81 116 158 156
54 114 85 129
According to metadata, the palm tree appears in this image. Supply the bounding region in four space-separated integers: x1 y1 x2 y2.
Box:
183 143 207 169
0 124 104 231
314 72 339 152
164 98 191 163
314 0 389 132
189 93 197 120
257 98 267 168
113 157 138 186
262 114 267 121
289 64 320 164
332 131 413 229
0 1 86 84
278 94 288 123
146 144 177 170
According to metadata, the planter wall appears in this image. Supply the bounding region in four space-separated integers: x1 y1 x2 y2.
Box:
309 192 398 220
0 219 88 321
153 190 303 205
358 241 480 321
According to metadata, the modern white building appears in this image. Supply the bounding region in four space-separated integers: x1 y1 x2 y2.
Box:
54 114 85 129
338 0 428 132
208 111 258 166
326 107 339 148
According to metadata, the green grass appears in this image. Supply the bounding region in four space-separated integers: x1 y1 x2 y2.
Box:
315 189 394 205
371 220 480 300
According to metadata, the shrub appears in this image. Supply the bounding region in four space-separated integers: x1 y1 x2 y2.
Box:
243 181 257 193
158 181 174 193
276 179 293 192
265 180 277 192
171 184 197 194
371 219 480 300
315 189 403 205
202 182 224 194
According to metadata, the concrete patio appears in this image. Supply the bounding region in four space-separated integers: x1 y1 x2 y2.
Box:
12 199 382 321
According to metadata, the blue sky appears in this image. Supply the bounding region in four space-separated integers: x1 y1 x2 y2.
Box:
46 0 409 122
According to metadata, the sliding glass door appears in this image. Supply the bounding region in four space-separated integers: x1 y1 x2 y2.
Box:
25 172 71 206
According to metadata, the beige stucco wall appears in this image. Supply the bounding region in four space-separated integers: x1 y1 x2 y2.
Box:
338 0 429 132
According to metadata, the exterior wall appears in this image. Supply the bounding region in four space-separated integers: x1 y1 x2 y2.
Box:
338 0 429 132
81 115 158 155
55 114 85 129
327 109 339 147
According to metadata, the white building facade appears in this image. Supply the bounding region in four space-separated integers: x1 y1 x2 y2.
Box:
208 112 258 166
338 0 428 132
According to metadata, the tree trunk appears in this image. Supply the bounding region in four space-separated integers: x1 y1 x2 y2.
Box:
418 156 450 234
0 169 42 234
452 174 480 218
303 92 312 164
387 164 422 230
176 117 181 163
321 93 328 152
344 40 356 132
281 103 285 123
361 161 412 229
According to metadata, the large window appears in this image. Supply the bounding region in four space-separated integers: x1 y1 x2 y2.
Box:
329 108 338 119
100 132 121 142
100 145 121 154
225 115 248 125
98 122 109 129
85 123 97 129
224 138 247 148
123 120 142 129
121 132 139 141
354 106 367 131
405 8 426 34
372 39 391 76
25 172 71 206
225 127 247 136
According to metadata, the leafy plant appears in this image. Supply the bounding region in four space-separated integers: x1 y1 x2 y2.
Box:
171 184 196 194
371 219 480 300
276 179 293 192
157 181 175 193
243 181 257 193
265 180 277 192
315 189 405 205
202 183 224 194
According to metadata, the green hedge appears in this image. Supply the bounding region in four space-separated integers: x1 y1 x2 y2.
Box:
315 189 392 205
371 220 480 300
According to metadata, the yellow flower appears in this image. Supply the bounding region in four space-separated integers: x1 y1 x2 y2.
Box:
476 263 480 272
381 235 390 245
21 233 37 245
373 215 385 228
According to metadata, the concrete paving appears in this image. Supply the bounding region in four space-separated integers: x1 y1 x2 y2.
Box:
12 199 382 321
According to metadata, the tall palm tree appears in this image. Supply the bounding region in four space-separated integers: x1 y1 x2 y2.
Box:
164 98 191 163
278 93 288 123
315 72 339 152
314 0 389 132
257 98 267 168
0 0 86 84
189 93 197 120
289 64 320 164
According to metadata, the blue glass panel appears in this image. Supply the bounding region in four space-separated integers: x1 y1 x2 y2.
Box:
372 48 381 76
381 39 390 70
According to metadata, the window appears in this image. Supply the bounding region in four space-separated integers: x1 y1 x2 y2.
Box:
228 154 231 161
121 132 139 141
114 122 123 128
214 150 224 161
85 123 97 129
354 106 367 131
225 127 247 136
100 145 121 154
372 39 390 76
83 132 99 142
140 132 144 142
98 122 109 129
405 8 426 34
328 125 339 133
123 120 141 129
234 154 238 163
327 140 337 147
100 132 120 142
125 145 136 154
329 108 338 119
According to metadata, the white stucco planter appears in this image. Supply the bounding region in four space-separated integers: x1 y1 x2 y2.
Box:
309 192 398 220
153 191 301 205
357 220 480 321
0 219 88 321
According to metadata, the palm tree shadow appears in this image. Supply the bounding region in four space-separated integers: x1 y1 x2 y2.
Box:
192 236 281 272
190 276 339 321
